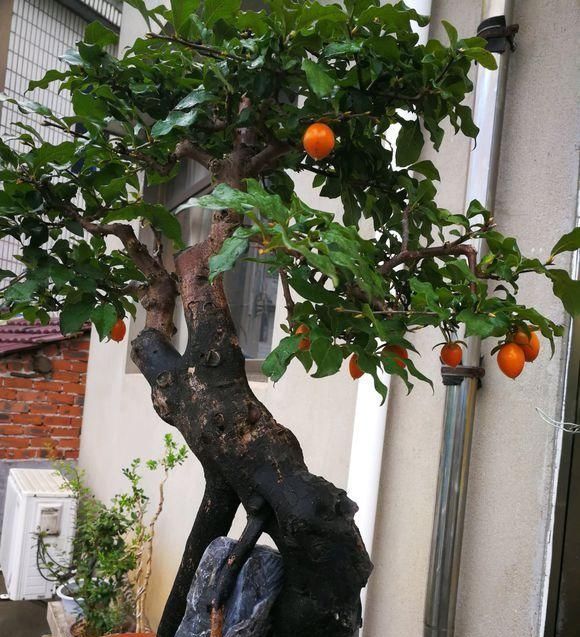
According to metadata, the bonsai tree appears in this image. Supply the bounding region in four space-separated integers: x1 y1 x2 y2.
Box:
1 1 578 636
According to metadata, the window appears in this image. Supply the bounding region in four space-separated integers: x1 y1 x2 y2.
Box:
126 160 279 380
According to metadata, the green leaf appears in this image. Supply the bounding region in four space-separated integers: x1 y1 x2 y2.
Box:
410 160 440 181
209 235 249 282
28 69 68 92
151 110 199 137
84 21 119 47
456 104 479 138
396 119 424 166
91 304 118 340
4 280 37 303
103 204 182 245
442 20 458 47
174 88 217 111
463 47 498 70
456 308 509 337
203 0 240 26
550 228 580 259
60 298 94 334
301 59 334 99
310 339 343 378
59 49 84 67
548 269 580 316
72 90 108 121
0 93 53 117
262 335 301 382
322 41 362 58
171 0 199 35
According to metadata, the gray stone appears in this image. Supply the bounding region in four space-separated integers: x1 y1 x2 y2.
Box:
175 537 284 637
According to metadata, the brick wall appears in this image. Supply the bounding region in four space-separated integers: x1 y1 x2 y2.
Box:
0 335 90 460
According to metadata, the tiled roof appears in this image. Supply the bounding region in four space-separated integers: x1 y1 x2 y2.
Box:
0 318 90 356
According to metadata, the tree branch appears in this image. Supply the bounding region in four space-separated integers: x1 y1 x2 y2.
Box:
147 33 243 62
279 270 295 322
380 243 478 277
172 139 214 169
248 141 293 176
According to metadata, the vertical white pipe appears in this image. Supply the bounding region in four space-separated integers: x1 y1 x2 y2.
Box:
346 1 432 627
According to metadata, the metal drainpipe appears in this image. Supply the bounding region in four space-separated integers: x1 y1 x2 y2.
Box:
423 2 518 637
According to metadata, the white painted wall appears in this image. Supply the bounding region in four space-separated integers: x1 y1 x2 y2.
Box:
79 0 580 634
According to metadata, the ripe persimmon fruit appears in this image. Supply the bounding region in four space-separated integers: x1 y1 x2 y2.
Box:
497 342 525 379
303 122 335 160
295 324 311 351
349 354 364 380
440 342 462 368
381 344 408 369
110 318 126 342
513 329 540 362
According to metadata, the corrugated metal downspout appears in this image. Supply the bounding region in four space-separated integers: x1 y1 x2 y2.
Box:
423 3 517 636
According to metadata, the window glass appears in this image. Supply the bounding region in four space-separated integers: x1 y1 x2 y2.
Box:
127 161 279 373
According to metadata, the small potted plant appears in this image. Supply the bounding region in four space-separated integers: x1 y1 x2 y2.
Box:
38 434 188 637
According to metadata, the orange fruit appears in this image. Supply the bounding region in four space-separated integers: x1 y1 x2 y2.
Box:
381 344 408 369
303 122 335 160
295 324 311 351
109 318 126 342
513 329 540 362
349 354 364 379
497 342 525 379
440 342 462 368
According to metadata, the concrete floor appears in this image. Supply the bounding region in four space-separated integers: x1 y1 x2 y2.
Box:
0 572 51 637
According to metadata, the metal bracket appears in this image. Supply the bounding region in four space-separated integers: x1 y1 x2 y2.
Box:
441 364 485 386
477 16 519 53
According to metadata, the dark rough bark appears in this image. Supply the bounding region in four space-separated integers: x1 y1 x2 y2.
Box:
130 135 372 635
131 236 373 637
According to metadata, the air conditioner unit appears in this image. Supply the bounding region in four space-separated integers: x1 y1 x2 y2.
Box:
0 468 77 600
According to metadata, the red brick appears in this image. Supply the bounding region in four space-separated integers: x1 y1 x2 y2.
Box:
49 426 75 437
11 414 43 425
17 390 44 402
22 425 46 436
68 350 89 361
0 388 17 400
5 361 24 371
2 377 31 389
57 405 83 416
45 416 72 427
68 361 86 373
30 403 58 415
10 448 37 459
34 380 62 391
63 449 78 459
0 437 29 448
1 403 30 414
61 383 84 395
28 437 56 448
0 413 10 421
45 392 75 405
51 360 73 371
0 425 25 435
52 371 79 382
57 438 80 450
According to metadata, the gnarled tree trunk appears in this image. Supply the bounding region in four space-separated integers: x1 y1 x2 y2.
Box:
131 211 372 637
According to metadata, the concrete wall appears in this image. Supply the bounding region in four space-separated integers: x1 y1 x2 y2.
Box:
78 0 580 635
364 1 579 636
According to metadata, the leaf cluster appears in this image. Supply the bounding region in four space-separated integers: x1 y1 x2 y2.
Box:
0 0 577 395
